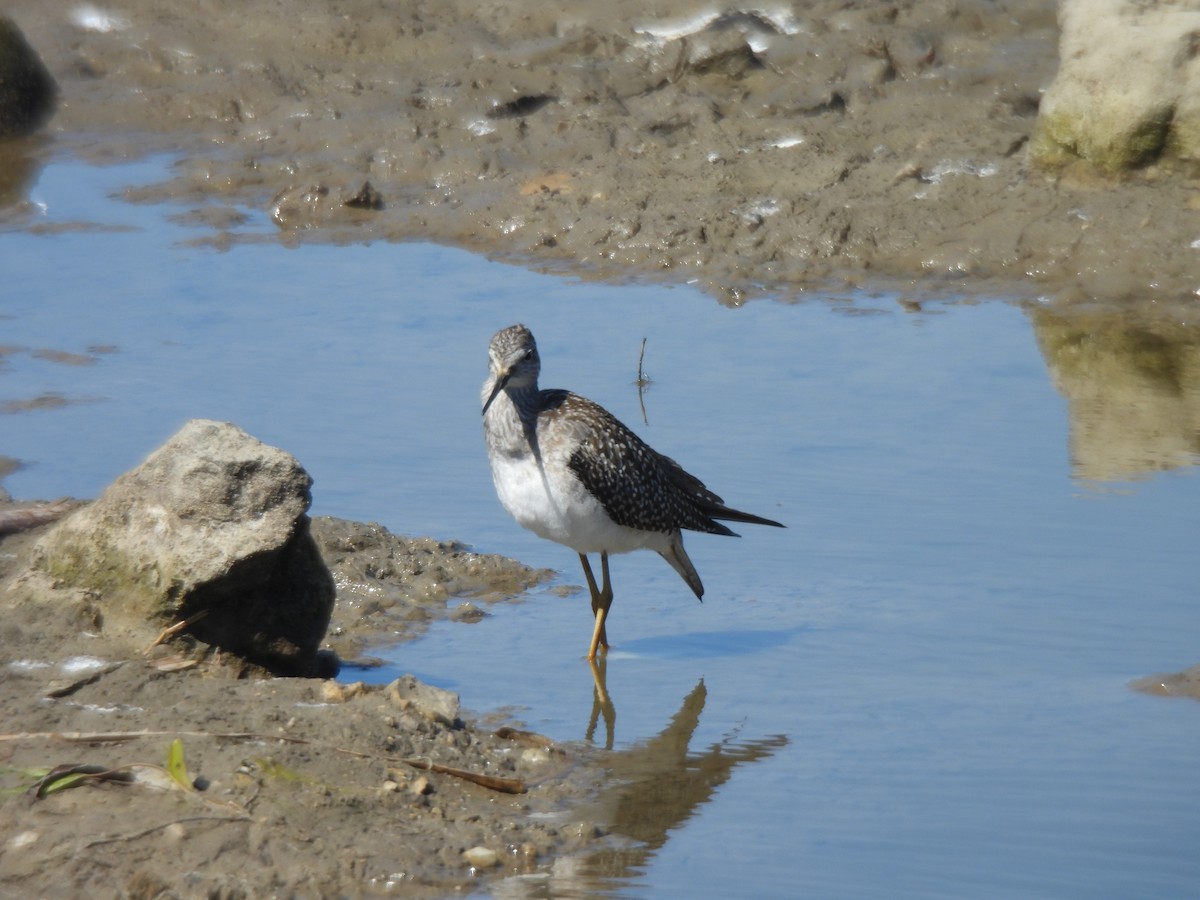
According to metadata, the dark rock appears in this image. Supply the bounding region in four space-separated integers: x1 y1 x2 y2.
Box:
0 17 57 139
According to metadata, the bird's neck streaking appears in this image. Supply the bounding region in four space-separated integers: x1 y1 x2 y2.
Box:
503 381 543 419
485 379 544 457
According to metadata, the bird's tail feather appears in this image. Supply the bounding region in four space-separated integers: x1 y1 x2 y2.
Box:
708 505 785 529
657 450 785 531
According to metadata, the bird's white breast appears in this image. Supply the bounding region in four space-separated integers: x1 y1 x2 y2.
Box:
485 396 665 556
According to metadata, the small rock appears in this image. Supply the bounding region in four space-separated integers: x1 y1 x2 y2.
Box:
6 831 38 852
162 823 187 843
321 680 368 703
343 181 384 210
449 602 487 623
409 775 433 796
462 846 498 869
520 747 551 765
385 674 460 726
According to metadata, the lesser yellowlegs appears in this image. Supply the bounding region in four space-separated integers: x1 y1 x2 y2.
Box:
481 324 784 659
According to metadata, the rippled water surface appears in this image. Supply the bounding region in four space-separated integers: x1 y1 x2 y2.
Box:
4 157 1200 898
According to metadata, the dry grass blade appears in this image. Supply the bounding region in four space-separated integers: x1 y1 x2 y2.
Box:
1 728 530 794
396 757 526 794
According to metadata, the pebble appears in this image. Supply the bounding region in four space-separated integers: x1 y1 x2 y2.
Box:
385 675 460 726
449 602 486 623
321 680 367 703
462 846 498 869
7 831 38 852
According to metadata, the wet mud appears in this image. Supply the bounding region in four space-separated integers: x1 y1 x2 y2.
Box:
2 0 1199 307
1 514 786 896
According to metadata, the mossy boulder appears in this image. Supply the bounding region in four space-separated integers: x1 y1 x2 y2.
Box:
17 419 335 674
1030 0 1200 172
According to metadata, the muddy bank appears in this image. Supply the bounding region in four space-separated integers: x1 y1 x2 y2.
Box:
2 0 1198 306
0 514 602 897
1 509 786 896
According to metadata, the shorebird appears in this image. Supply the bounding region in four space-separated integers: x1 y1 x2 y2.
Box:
481 324 784 659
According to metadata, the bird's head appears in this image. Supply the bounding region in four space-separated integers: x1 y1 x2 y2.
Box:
482 324 540 415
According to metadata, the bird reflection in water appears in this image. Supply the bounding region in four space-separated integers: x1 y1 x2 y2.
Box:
574 667 789 891
586 656 616 749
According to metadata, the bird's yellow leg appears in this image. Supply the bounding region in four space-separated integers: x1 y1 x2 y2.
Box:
579 553 601 605
600 551 613 611
580 554 605 658
584 552 614 659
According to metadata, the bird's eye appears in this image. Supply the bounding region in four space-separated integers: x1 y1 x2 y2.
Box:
523 349 534 361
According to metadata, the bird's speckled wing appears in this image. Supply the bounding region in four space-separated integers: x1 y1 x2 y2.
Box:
549 392 740 536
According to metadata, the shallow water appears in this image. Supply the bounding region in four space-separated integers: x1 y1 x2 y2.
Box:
4 156 1200 898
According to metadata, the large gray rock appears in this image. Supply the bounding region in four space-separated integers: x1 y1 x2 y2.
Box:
1031 0 1200 171
19 419 335 674
0 17 56 139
